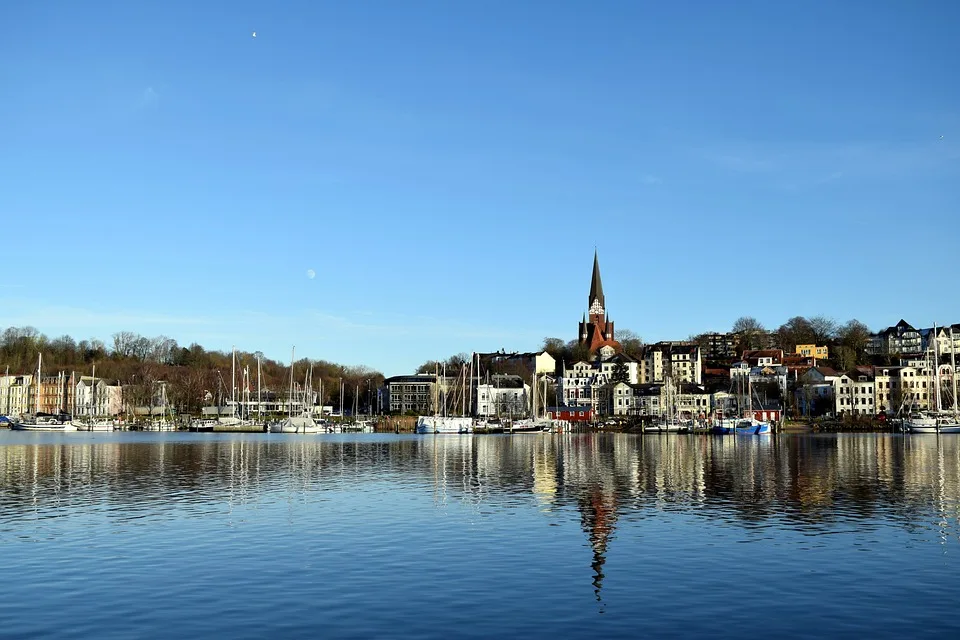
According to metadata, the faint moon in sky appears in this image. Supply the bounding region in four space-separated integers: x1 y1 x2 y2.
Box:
306 269 316 280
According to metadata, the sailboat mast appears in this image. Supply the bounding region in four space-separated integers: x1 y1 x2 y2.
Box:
932 324 942 413
36 353 42 415
92 364 97 416
951 327 958 416
257 355 262 421
288 347 295 419
532 369 537 419
231 346 236 418
469 353 475 417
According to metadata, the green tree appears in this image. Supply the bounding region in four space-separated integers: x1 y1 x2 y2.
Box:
611 361 629 383
566 339 591 364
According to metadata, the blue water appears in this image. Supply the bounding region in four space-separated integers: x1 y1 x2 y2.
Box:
1 432 958 638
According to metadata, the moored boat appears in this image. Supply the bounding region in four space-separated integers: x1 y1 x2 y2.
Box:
644 420 684 434
270 416 320 433
12 415 78 432
415 416 473 434
73 418 115 432
713 418 771 435
906 414 960 434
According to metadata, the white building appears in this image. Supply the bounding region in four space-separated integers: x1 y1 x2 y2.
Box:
75 376 123 416
602 381 715 418
475 375 530 418
559 355 639 413
0 374 33 417
834 370 876 416
639 342 702 385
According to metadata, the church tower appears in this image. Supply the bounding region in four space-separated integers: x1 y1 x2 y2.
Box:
578 252 620 356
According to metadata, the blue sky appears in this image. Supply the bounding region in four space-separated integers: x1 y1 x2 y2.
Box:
2 1 958 376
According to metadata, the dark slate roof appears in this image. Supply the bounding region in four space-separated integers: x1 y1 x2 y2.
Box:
589 250 605 308
384 374 436 384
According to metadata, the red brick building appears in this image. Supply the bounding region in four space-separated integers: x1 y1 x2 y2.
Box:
578 252 621 356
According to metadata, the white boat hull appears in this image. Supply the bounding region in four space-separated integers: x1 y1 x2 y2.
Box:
270 417 320 433
74 420 115 431
12 422 78 432
644 422 684 433
908 422 960 434
415 416 473 434
509 419 553 433
142 423 176 431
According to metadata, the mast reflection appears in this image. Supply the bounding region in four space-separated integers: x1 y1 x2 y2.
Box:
3 433 960 589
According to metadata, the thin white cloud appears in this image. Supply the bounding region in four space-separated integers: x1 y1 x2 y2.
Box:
641 174 663 185
1 300 214 330
306 309 518 341
697 138 959 187
139 86 159 108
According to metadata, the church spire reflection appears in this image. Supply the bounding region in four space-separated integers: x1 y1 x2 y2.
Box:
578 482 619 601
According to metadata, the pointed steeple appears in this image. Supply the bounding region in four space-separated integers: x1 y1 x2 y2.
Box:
589 250 605 313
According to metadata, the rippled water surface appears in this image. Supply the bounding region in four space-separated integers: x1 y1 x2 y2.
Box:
2 432 959 638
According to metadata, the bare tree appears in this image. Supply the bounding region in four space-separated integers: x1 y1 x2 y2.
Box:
837 319 871 362
732 317 766 351
776 316 815 352
112 331 139 358
809 315 838 345
617 329 644 358
150 336 179 364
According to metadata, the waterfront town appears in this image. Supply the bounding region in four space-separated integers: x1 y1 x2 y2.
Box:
1 253 958 430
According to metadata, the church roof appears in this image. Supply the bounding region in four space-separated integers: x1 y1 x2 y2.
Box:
589 251 605 308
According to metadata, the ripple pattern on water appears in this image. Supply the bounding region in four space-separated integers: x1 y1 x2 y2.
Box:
2 432 960 638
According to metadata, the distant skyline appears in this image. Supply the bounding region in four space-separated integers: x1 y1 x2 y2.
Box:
2 1 958 376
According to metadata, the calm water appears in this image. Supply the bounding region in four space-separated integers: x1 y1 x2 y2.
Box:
1 432 959 639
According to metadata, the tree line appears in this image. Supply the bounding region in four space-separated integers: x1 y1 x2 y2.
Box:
707 315 873 369
416 314 877 380
0 326 384 416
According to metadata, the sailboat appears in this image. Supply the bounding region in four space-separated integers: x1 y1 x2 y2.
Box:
416 363 472 434
712 373 770 435
142 383 176 431
218 348 256 427
270 347 320 433
907 325 960 434
510 369 553 433
12 353 78 432
644 376 684 433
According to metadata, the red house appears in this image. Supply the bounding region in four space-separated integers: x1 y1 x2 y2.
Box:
547 406 594 422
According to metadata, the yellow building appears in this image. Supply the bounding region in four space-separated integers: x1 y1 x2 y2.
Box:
796 344 829 360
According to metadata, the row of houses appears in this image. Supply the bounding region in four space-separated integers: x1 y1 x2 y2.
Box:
698 320 960 362
865 320 960 357
0 373 124 417
797 361 960 417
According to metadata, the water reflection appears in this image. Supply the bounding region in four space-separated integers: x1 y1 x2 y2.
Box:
2 433 960 591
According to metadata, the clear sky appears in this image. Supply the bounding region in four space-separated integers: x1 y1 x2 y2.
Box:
2 1 958 376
